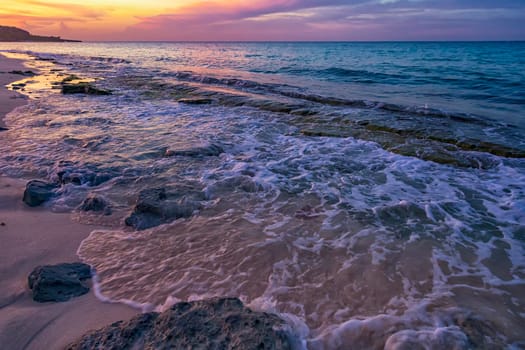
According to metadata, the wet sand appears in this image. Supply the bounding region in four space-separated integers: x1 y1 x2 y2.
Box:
0 53 28 128
0 53 138 350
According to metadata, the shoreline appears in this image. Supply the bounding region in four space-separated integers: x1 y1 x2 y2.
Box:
0 53 138 349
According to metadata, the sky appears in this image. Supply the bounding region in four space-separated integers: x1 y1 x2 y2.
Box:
1 0 524 41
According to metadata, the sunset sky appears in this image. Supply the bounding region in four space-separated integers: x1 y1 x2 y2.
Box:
1 0 524 41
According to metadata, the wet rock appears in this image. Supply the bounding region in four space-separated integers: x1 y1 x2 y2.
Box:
453 313 504 348
385 328 469 350
67 297 294 350
61 83 112 95
206 175 263 199
57 168 111 187
8 70 35 76
165 143 224 158
28 263 91 302
178 97 214 105
22 180 58 207
79 194 112 215
125 186 206 230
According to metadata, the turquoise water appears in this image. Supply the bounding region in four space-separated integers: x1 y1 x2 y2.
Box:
0 43 524 349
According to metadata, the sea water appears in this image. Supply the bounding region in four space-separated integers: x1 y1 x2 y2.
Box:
0 42 524 349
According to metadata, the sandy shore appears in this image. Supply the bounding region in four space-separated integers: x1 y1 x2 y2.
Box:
0 53 138 349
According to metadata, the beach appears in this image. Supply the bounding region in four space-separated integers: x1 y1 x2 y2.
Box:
0 42 523 349
0 53 138 350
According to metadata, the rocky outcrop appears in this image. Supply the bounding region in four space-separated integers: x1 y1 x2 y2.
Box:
67 298 294 350
0 25 80 42
125 186 205 230
78 194 112 215
22 180 58 207
164 143 224 158
28 263 91 302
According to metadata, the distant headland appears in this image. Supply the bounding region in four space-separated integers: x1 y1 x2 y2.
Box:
0 26 81 42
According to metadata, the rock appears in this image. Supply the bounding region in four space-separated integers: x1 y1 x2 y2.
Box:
57 168 111 187
22 180 58 207
165 143 224 158
0 126 8 131
28 263 91 302
125 186 205 230
67 297 294 350
61 83 112 95
79 194 112 215
8 70 35 76
206 175 262 199
178 97 214 105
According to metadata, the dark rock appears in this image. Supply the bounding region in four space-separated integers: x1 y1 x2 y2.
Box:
79 194 112 215
28 263 91 302
0 126 8 131
57 168 111 187
125 186 205 230
8 70 35 76
62 83 112 96
22 180 58 207
178 97 214 105
453 313 504 348
206 176 262 199
67 297 294 350
165 143 224 158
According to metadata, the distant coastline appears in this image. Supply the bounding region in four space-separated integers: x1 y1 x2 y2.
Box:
0 25 80 42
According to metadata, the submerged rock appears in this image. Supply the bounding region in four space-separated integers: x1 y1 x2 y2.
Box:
67 298 294 350
28 263 91 302
57 168 111 187
79 194 112 215
206 175 263 199
61 83 111 96
22 180 58 207
178 97 214 105
165 143 224 158
125 186 206 230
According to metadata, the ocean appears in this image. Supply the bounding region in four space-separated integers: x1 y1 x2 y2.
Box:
0 42 524 349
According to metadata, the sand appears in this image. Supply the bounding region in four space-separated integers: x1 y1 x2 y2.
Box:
0 53 138 350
